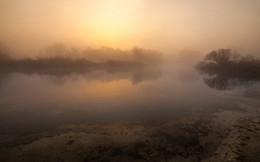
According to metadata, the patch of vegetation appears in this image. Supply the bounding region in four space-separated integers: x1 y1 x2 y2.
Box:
0 44 162 69
196 49 260 90
197 49 260 77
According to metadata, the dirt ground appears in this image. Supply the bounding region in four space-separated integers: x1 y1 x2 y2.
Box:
0 102 260 162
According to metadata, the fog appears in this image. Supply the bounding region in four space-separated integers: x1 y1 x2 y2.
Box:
1 0 260 58
2 1 260 161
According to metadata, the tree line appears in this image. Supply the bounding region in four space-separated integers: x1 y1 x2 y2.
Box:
0 43 162 68
197 49 260 75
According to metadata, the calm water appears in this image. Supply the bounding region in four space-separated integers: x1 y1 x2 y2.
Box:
0 65 260 135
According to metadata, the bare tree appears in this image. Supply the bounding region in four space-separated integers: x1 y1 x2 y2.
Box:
205 49 240 65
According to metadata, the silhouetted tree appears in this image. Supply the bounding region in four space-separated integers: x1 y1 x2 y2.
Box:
204 49 239 65
132 46 162 64
197 48 260 90
197 48 260 74
44 43 67 57
132 46 144 60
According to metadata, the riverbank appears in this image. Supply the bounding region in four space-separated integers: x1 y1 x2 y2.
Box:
0 105 259 162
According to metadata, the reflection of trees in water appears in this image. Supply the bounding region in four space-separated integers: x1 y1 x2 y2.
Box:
204 76 232 90
203 73 259 90
131 68 162 84
0 67 162 86
197 48 260 91
45 68 162 85
44 75 79 86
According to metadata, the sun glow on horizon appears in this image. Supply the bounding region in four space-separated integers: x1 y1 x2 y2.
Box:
75 0 144 48
1 0 260 54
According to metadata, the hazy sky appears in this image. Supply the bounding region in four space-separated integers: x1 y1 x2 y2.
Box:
1 0 260 55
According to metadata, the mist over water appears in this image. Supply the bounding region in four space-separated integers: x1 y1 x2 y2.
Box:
0 65 259 133
1 57 260 161
1 1 260 161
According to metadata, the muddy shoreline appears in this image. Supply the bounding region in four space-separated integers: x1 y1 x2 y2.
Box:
1 106 259 162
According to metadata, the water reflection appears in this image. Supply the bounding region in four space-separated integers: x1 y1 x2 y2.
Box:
0 66 166 135
1 66 260 161
198 70 260 90
0 67 162 86
203 75 257 90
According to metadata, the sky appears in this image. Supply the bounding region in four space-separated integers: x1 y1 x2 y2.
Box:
0 0 260 56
